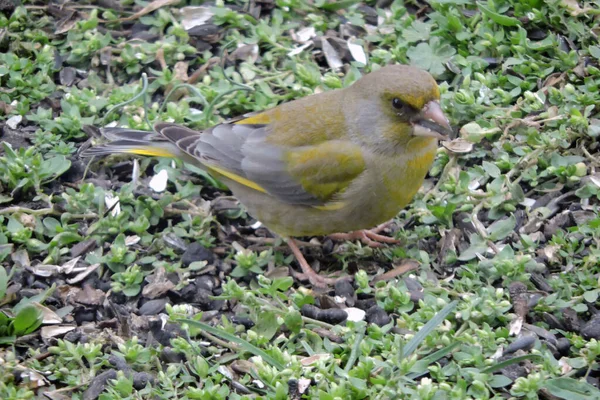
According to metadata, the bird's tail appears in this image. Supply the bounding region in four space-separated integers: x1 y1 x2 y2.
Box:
80 127 182 159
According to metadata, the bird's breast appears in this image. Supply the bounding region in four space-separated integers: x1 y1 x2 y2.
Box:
363 140 438 215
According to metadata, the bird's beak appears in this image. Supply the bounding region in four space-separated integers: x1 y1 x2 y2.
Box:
412 101 452 141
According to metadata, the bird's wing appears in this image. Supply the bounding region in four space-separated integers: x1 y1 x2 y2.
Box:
155 118 365 208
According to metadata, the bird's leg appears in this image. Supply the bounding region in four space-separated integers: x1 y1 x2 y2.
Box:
287 238 352 288
329 221 401 248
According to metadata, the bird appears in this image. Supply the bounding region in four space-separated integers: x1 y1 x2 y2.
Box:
82 64 452 287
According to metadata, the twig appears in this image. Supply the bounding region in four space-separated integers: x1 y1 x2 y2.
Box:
199 330 240 351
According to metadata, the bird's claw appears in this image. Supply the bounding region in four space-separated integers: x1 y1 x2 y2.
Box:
329 224 401 248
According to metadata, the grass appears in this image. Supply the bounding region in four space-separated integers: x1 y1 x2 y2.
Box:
1 0 600 399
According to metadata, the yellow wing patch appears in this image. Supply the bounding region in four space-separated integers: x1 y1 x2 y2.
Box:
313 201 346 211
128 148 175 157
207 165 268 194
234 113 272 125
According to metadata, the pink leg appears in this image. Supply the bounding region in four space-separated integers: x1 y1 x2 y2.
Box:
287 238 352 288
329 222 401 248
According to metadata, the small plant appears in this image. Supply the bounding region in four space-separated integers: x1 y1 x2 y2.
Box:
0 266 44 344
111 264 145 297
113 337 152 367
0 143 71 197
230 248 272 278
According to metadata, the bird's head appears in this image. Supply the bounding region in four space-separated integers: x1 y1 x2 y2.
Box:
344 65 451 154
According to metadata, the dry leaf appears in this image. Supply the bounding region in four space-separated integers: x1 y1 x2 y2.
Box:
321 38 343 71
347 38 367 65
180 6 214 30
142 267 175 299
561 0 593 16
442 138 473 154
16 366 48 389
229 44 259 63
292 27 316 44
6 115 22 129
75 285 105 306
173 62 189 82
67 263 100 284
300 353 331 366
33 302 63 324
288 42 312 57
104 192 120 216
372 260 419 283
41 325 76 339
125 235 141 246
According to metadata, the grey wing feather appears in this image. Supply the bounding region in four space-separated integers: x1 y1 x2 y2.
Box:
101 127 166 142
157 122 323 206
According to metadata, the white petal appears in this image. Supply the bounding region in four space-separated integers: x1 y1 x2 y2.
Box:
250 221 263 229
520 198 536 208
104 192 121 216
321 39 343 71
41 325 76 339
288 42 312 57
149 169 169 193
180 6 213 30
6 115 22 129
347 39 367 65
294 27 316 44
344 307 366 322
125 235 140 246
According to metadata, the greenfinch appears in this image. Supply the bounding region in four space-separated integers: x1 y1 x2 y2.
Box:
83 65 451 287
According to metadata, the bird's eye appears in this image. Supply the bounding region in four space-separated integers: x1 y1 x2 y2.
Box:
392 98 404 111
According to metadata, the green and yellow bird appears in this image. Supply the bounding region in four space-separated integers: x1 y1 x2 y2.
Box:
83 65 451 287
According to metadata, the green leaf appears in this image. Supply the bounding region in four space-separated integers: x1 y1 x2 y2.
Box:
230 265 248 278
408 342 461 379
0 195 13 204
271 277 294 292
403 21 432 43
589 46 600 59
179 318 285 370
543 378 600 400
0 266 7 300
0 335 16 345
407 37 456 77
6 217 24 234
477 2 521 27
11 304 43 335
403 300 457 358
482 161 501 178
344 325 365 373
123 285 141 297
458 233 488 261
489 374 513 388
42 217 61 233
283 310 302 334
481 354 542 373
509 182 525 203
487 215 516 241
252 311 279 341
583 289 599 303
315 0 361 11
40 155 71 181
13 286 55 314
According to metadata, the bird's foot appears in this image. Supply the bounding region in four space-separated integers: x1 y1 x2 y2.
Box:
291 269 353 288
329 222 401 248
287 238 352 288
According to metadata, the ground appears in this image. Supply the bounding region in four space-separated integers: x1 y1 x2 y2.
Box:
0 0 600 399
